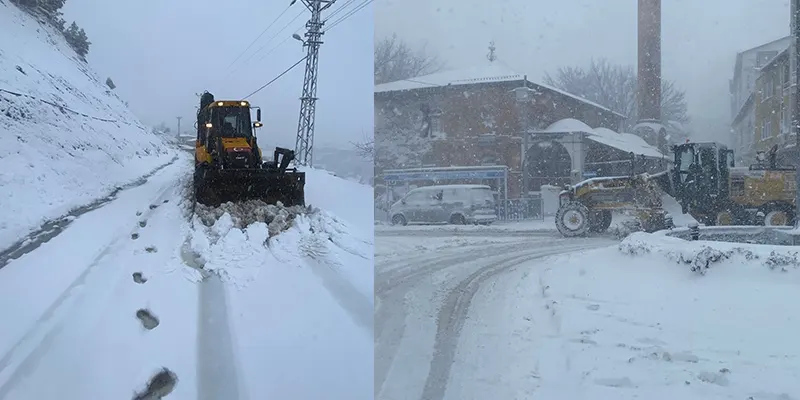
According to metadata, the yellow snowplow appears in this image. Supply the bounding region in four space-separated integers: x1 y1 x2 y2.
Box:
554 141 798 237
193 91 305 207
555 172 671 237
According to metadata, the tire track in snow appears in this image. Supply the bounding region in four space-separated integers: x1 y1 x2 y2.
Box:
374 239 564 397
419 241 612 400
196 274 242 400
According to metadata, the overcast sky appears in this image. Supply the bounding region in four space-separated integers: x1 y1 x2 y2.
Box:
63 0 372 150
375 0 790 142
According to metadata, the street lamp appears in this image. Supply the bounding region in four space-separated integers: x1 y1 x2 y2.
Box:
513 85 535 198
293 33 305 45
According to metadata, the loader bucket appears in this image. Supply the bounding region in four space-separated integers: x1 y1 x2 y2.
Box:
194 168 305 207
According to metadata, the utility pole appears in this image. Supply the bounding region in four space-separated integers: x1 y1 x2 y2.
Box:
294 0 336 167
793 0 800 229
176 116 182 137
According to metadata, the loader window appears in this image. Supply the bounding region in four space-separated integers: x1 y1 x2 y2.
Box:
212 107 252 138
678 148 694 183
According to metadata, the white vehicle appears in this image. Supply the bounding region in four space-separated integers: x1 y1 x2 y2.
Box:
389 184 498 226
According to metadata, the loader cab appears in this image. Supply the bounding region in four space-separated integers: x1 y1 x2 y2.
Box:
671 142 734 214
196 100 263 169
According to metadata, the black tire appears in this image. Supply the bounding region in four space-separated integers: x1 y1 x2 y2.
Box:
759 202 795 226
449 214 467 225
588 210 613 233
555 201 590 237
391 214 407 226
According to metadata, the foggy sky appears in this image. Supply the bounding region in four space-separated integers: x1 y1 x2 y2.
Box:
375 0 790 142
63 0 372 150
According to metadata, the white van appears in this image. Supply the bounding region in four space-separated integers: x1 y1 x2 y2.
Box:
389 184 497 225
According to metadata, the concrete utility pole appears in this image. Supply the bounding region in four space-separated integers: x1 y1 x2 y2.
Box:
294 0 336 167
792 0 800 228
176 116 182 136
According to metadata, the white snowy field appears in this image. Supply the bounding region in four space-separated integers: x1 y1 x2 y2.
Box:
0 155 374 399
0 0 176 250
446 232 800 400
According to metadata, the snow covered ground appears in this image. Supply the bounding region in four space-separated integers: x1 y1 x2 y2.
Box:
0 153 373 399
375 228 616 399
453 232 800 399
0 0 175 251
376 217 800 399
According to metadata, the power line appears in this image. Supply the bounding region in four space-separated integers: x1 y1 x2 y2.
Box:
225 3 293 71
250 10 305 61
228 9 306 77
241 55 308 99
324 0 374 32
257 25 305 63
324 0 358 21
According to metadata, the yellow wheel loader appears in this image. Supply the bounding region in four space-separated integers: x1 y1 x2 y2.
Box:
193 91 305 207
554 141 797 237
669 142 796 227
555 170 672 237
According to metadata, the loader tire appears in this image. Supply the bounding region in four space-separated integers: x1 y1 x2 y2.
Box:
555 201 590 237
588 210 612 233
760 202 795 226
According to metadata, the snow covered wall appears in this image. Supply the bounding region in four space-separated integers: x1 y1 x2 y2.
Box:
0 2 176 250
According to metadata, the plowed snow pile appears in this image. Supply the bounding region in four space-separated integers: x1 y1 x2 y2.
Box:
0 1 175 250
489 232 800 399
184 169 373 399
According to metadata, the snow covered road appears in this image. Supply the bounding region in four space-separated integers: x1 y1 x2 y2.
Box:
0 156 373 399
375 228 615 400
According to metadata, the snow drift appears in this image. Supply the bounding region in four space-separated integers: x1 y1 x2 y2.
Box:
0 1 175 250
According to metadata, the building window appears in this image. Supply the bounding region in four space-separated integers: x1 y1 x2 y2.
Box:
784 64 791 88
764 76 774 99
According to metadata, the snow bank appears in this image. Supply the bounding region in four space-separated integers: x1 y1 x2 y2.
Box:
499 232 800 398
0 2 176 250
619 232 800 274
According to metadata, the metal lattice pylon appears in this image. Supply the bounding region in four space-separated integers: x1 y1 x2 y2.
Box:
294 0 335 167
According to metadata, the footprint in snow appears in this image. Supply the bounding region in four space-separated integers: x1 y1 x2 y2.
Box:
132 367 178 400
136 309 159 330
594 377 635 388
163 199 169 203
139 220 147 228
136 211 142 216
131 233 139 240
132 272 147 284
145 246 157 253
149 204 158 210
586 304 600 311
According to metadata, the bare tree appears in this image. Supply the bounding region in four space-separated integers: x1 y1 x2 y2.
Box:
544 58 689 132
352 133 374 161
374 34 443 85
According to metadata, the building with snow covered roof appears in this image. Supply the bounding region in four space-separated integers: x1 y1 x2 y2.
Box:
374 64 628 198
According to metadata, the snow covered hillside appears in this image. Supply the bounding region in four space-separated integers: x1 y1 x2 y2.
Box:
0 153 373 399
0 1 176 250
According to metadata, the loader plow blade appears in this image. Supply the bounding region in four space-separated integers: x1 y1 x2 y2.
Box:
194 168 305 207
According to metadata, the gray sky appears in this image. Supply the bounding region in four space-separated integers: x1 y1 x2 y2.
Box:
375 0 790 142
63 0 372 149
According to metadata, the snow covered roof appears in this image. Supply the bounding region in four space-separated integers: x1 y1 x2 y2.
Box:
545 118 593 133
374 64 626 119
539 119 667 159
